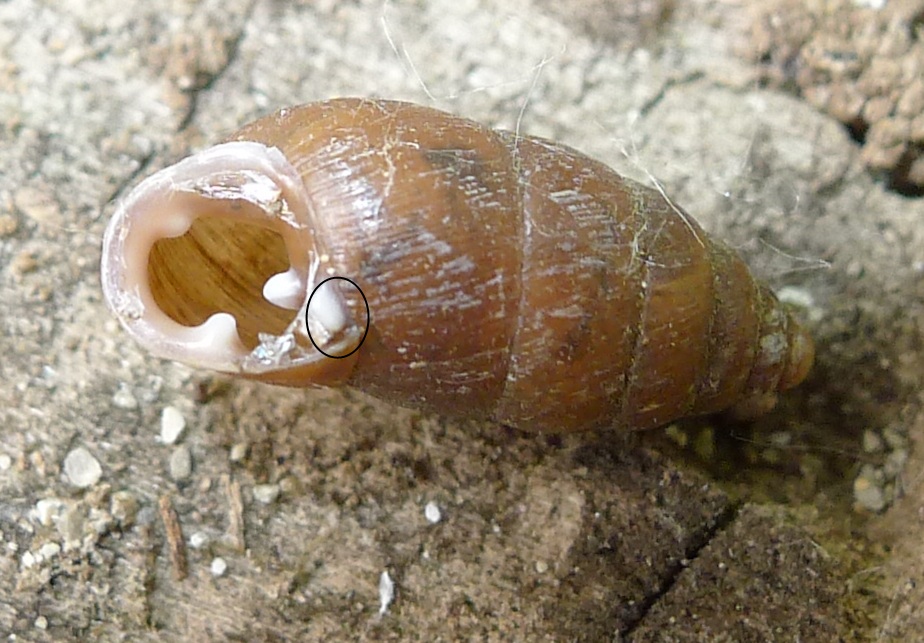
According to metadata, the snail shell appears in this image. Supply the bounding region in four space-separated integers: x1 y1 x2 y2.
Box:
101 98 813 433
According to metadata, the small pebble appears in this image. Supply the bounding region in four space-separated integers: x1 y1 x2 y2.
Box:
535 560 549 574
862 430 884 454
378 571 395 615
169 446 193 481
110 491 139 528
424 501 441 524
38 542 60 560
63 447 102 488
33 498 66 526
278 476 298 496
854 466 886 512
160 406 186 444
34 615 48 630
253 484 280 505
189 532 210 549
0 454 12 471
210 557 227 577
884 449 908 477
57 505 85 546
229 442 248 463
112 383 138 410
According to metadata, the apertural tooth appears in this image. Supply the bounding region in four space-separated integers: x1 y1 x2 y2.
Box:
172 313 248 364
307 279 348 334
155 198 196 238
121 177 198 241
263 268 305 310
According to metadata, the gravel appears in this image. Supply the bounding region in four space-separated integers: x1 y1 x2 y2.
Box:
62 447 102 488
160 405 187 444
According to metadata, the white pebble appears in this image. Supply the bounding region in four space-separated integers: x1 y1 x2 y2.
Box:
378 571 395 615
169 446 193 481
112 383 138 410
424 501 441 524
210 557 228 577
229 442 248 462
854 466 886 512
32 498 66 526
189 532 210 549
884 449 908 477
63 447 102 488
21 551 36 568
253 484 280 505
160 406 186 444
0 453 12 470
34 615 48 630
39 542 60 560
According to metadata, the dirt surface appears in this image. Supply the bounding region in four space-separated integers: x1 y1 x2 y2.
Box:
748 0 924 194
1 0 922 640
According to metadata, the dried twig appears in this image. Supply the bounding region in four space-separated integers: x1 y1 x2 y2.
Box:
222 474 245 553
158 494 188 581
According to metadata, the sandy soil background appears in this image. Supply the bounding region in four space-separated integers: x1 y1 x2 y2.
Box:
1 0 923 640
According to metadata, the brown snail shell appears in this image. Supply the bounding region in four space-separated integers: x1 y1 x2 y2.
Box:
100 98 814 433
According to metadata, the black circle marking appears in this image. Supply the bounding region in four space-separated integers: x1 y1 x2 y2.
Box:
305 276 370 359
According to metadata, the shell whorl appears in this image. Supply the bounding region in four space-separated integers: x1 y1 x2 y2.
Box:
100 98 813 433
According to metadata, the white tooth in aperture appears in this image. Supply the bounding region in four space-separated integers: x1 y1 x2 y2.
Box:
154 200 196 238
173 313 247 358
308 279 347 334
263 268 304 310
